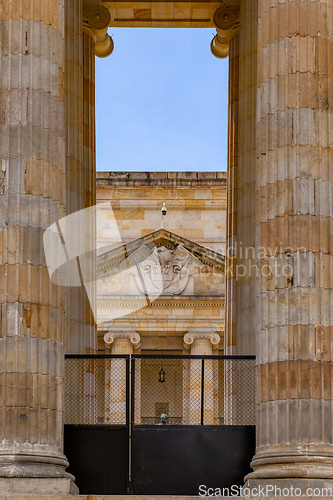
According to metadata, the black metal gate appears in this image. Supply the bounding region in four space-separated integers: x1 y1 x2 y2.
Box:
64 424 128 494
131 425 255 495
64 354 256 495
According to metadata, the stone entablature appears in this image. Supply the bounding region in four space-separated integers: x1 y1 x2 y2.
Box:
102 0 240 28
97 171 227 183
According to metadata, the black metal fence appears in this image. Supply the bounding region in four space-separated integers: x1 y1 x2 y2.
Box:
64 354 255 426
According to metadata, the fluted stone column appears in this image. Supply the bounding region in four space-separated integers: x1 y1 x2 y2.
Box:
212 3 256 427
222 30 242 425
212 5 256 358
0 0 76 493
183 328 220 425
65 0 84 355
246 0 333 487
64 3 113 430
0 0 113 490
66 3 112 355
104 329 140 424
80 6 113 352
225 27 239 356
234 0 257 359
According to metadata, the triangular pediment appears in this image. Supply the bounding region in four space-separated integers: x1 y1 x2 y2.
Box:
97 228 225 279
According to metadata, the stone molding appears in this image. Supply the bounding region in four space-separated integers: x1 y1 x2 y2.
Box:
104 330 141 350
83 5 114 57
210 7 240 59
96 171 228 183
97 298 225 308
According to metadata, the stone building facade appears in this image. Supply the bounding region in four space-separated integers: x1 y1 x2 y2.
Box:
96 171 226 349
1 0 333 496
96 172 226 426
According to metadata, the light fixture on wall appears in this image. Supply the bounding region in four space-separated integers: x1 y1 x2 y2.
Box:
159 354 165 383
161 202 167 216
160 202 167 229
158 367 165 383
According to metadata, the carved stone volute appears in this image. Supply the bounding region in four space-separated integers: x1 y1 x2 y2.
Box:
211 7 240 59
83 5 114 58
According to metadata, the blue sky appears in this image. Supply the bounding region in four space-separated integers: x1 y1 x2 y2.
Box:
95 28 229 172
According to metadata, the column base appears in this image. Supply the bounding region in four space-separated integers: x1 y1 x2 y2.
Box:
0 452 78 494
0 452 74 479
245 447 333 494
0 478 78 495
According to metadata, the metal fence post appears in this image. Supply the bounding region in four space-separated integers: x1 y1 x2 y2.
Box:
128 355 136 494
201 358 205 425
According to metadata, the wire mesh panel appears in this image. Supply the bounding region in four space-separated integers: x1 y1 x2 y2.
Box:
65 355 255 426
138 357 184 424
134 356 256 426
65 356 128 425
222 358 256 425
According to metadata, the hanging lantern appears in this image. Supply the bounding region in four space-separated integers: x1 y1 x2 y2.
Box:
159 367 165 383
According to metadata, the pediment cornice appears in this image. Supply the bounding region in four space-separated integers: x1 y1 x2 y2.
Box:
97 228 225 278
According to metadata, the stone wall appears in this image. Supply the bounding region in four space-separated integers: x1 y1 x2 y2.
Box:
96 171 227 253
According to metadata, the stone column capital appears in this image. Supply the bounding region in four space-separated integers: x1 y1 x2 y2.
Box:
104 330 141 350
183 328 221 351
211 7 240 59
83 4 114 58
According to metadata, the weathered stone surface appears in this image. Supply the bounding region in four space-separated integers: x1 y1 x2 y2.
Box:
0 0 71 485
0 478 77 496
246 0 333 485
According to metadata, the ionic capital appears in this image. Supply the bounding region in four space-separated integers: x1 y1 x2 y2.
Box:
183 327 221 351
211 7 240 59
83 5 114 58
104 330 141 350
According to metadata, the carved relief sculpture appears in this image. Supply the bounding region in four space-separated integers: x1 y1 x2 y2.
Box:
131 245 204 295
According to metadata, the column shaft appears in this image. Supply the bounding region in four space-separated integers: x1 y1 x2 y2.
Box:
65 3 97 355
224 2 257 425
247 0 333 484
235 0 257 357
82 31 97 351
104 332 140 424
183 331 220 424
0 0 72 482
225 34 239 354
